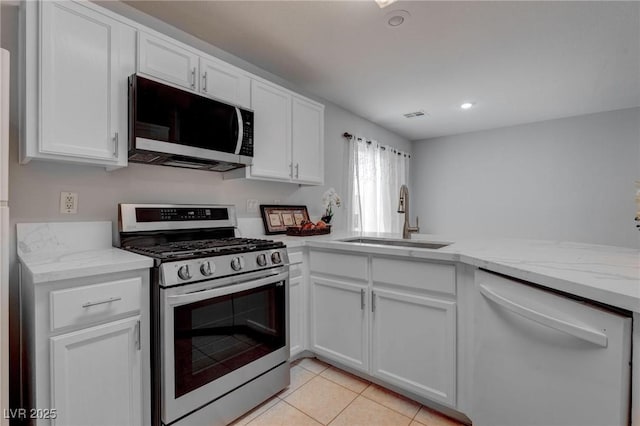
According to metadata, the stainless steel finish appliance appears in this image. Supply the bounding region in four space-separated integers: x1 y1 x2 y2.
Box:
473 269 631 426
128 75 254 172
119 204 289 426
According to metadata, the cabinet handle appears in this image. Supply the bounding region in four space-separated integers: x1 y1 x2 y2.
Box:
134 320 141 351
360 289 365 310
191 67 196 89
295 163 299 178
112 132 118 158
202 71 208 92
82 296 122 308
479 283 608 347
371 291 376 313
289 162 293 178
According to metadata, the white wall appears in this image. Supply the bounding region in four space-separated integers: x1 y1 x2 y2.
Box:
412 107 640 248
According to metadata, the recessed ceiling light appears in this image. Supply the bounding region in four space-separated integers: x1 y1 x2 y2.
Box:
460 102 475 110
385 10 410 28
375 0 398 8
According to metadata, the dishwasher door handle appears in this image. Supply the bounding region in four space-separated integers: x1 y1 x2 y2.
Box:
479 284 608 348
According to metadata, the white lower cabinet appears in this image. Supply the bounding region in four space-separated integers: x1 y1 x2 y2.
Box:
308 249 457 408
51 316 142 426
371 288 456 406
20 269 150 425
288 248 307 358
289 274 304 357
310 276 369 372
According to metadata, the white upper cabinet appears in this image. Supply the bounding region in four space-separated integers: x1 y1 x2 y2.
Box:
22 1 135 168
249 79 292 180
22 1 323 177
138 32 199 91
292 95 324 184
137 32 251 108
200 56 251 108
226 79 325 185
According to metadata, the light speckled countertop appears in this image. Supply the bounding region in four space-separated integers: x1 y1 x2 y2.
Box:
17 221 153 284
267 231 640 313
17 221 639 312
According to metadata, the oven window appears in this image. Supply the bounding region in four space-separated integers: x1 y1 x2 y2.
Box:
173 282 286 398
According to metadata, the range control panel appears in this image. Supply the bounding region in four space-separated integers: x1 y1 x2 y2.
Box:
136 207 230 222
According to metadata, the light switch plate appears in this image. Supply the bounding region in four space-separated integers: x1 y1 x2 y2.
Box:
60 192 78 214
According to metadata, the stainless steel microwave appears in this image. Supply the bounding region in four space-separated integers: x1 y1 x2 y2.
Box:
128 75 253 172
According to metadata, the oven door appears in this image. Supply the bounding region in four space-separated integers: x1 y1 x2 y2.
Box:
161 269 289 425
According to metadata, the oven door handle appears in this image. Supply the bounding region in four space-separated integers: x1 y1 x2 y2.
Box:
166 271 288 307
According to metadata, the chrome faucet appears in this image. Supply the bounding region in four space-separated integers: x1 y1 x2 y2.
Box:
397 184 419 239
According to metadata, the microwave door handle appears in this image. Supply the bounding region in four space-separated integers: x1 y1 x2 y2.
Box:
167 270 288 307
234 107 243 155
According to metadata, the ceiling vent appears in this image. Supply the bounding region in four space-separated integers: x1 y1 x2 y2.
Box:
403 110 426 119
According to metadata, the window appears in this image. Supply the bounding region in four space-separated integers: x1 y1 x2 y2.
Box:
347 135 410 233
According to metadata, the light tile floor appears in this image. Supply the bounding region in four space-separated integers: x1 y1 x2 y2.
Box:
231 358 465 426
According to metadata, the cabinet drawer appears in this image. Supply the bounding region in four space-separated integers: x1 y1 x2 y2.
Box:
50 278 142 331
372 258 455 295
310 251 368 281
288 250 303 266
288 250 304 278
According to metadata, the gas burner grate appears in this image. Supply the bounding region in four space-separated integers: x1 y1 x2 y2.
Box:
127 237 283 260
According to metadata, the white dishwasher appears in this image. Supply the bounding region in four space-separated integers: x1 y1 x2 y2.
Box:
472 269 632 426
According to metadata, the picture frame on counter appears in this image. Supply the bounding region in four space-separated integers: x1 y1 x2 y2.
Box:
260 205 310 234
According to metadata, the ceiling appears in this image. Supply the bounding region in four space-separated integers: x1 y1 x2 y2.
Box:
123 1 640 141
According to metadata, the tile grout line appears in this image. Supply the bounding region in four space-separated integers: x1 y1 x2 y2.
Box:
279 398 327 425
357 389 421 420
289 360 457 426
322 390 359 426
297 360 421 421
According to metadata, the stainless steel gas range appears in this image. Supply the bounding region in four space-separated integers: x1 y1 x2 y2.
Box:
118 204 290 426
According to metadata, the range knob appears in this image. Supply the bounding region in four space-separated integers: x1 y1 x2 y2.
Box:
271 251 282 264
177 265 192 281
200 261 215 277
256 253 268 267
231 256 245 271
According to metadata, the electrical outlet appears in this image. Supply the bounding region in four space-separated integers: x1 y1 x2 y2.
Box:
60 192 78 214
246 199 258 213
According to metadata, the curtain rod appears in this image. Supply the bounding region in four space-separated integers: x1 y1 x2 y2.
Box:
342 132 411 158
343 132 374 145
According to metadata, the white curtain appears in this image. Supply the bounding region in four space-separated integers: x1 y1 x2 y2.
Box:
347 134 410 234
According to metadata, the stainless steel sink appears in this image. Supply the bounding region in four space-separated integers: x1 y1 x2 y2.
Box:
339 237 451 250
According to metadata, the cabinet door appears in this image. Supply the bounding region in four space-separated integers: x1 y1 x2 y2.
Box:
249 80 292 180
200 57 251 108
289 275 304 357
51 316 142 426
40 1 125 161
138 32 198 91
310 276 368 372
371 288 456 407
291 96 324 184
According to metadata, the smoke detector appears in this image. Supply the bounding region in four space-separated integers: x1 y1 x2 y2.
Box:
385 10 410 28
